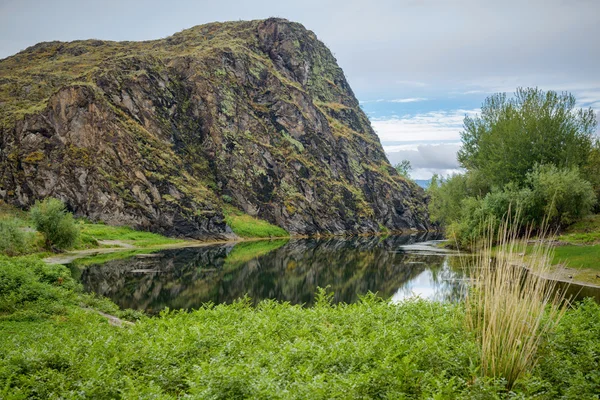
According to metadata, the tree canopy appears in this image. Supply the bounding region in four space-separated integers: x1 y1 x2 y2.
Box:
457 87 597 188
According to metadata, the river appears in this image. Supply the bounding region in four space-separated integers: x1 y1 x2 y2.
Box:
68 234 599 314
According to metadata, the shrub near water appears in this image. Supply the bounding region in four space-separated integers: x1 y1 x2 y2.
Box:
438 166 596 248
30 198 79 250
0 218 29 255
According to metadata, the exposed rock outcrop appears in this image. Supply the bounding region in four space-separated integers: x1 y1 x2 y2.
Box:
0 18 431 238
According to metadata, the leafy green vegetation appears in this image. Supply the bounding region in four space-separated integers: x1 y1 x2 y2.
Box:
30 198 79 250
393 159 412 178
0 202 185 258
559 214 600 244
0 254 599 398
553 245 600 271
78 223 183 248
458 87 596 188
224 205 289 238
432 166 596 248
428 88 599 248
0 218 31 256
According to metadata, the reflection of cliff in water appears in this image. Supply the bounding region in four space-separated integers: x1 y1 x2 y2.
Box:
73 233 466 313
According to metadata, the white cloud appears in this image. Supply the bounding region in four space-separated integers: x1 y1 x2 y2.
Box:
371 109 479 179
371 109 479 142
385 143 463 179
360 97 427 104
460 79 600 111
394 80 428 87
389 97 427 103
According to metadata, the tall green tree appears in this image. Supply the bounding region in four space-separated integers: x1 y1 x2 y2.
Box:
458 87 597 188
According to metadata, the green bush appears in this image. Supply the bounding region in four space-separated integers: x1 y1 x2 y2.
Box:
0 256 77 318
29 198 79 250
0 218 28 255
527 164 596 227
441 166 596 247
427 174 470 226
583 140 600 211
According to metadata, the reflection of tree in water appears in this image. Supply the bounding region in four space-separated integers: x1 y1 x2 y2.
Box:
75 233 469 314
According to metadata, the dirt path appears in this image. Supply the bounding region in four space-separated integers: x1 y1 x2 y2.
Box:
97 240 136 249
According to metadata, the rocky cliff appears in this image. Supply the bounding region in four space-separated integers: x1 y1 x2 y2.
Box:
0 18 431 238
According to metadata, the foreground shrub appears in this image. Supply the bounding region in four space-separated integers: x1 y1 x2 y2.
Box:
466 220 568 389
29 198 79 250
0 256 77 319
0 218 28 255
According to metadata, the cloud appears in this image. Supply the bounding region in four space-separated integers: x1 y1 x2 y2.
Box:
459 79 600 110
389 98 427 103
360 97 427 104
394 80 429 87
371 108 479 179
386 142 461 167
371 109 479 142
574 89 600 110
384 143 464 180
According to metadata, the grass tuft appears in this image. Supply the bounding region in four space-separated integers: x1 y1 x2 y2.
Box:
223 205 289 238
465 218 569 389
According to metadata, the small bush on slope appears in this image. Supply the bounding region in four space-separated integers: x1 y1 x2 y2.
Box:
0 218 29 255
30 198 79 250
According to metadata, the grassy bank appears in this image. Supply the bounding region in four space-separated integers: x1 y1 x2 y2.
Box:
548 214 600 284
1 255 599 398
1 201 292 260
224 205 289 238
0 201 189 257
77 222 184 249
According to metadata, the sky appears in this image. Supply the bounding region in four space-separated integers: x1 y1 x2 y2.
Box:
2 0 599 179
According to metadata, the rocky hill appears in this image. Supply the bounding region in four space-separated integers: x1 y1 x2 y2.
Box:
0 18 431 239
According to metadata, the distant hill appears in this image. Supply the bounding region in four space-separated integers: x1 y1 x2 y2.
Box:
0 18 431 238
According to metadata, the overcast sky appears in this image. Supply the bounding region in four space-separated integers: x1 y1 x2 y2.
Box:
2 0 599 179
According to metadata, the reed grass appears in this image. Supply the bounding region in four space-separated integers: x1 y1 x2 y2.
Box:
465 217 570 389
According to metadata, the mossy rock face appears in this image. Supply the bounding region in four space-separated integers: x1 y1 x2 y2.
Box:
0 18 431 238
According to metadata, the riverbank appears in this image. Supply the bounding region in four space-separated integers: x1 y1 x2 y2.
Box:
549 214 600 286
1 253 599 398
0 201 293 263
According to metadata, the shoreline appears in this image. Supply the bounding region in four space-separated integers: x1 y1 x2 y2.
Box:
43 229 440 265
44 234 600 292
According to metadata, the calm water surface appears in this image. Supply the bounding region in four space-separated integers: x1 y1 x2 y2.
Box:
69 234 599 314
69 234 469 313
